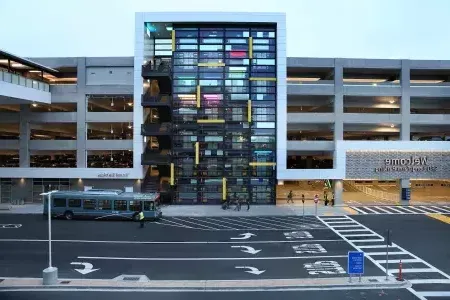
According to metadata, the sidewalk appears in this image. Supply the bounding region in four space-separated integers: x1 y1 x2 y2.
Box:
0 276 410 291
0 203 353 216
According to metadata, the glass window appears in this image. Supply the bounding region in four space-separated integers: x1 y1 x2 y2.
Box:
155 51 172 56
199 66 223 73
226 38 248 44
155 44 172 50
144 201 155 211
225 31 250 38
225 44 248 51
174 66 198 72
129 200 141 211
83 199 96 210
68 199 81 208
200 30 224 37
226 51 248 58
226 59 250 65
175 30 199 38
174 52 198 59
98 200 112 210
201 38 223 44
199 72 223 79
53 198 66 207
200 45 223 51
174 73 197 79
176 44 198 50
251 94 276 101
173 87 197 93
173 58 198 65
253 52 276 59
225 80 248 86
251 66 276 72
252 86 276 93
253 39 276 45
253 59 276 65
174 79 197 86
227 94 249 101
114 200 127 211
176 38 198 44
254 122 275 129
253 45 276 51
199 80 222 86
251 31 276 38
200 52 224 59
226 72 248 79
225 86 249 93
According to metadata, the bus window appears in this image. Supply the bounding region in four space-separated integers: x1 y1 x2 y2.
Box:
53 198 66 207
68 199 81 208
144 201 155 211
83 199 96 210
129 201 141 212
98 200 112 210
114 200 127 211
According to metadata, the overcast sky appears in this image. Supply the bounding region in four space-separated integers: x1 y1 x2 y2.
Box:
1 0 449 60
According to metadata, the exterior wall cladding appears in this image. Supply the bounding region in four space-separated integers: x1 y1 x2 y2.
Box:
0 12 449 204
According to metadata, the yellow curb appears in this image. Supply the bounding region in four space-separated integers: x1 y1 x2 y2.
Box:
343 207 358 215
426 213 450 224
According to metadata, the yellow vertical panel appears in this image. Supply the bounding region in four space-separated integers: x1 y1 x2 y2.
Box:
170 163 174 185
196 85 201 108
248 100 252 123
195 142 199 165
222 177 227 200
172 30 176 51
249 37 253 59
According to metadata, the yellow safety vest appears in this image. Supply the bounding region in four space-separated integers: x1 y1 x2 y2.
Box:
138 212 144 220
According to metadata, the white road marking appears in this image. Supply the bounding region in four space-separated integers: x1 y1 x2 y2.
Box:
77 255 348 261
373 206 393 214
205 217 248 229
416 291 450 297
393 206 416 214
363 207 381 214
350 239 384 243
405 206 429 214
383 206 405 214
186 217 235 230
0 238 344 244
257 216 305 228
341 233 377 237
391 268 436 273
170 217 218 230
374 259 421 263
350 207 368 214
331 224 363 228
409 279 450 284
221 217 273 229
159 218 194 229
335 229 371 232
239 217 289 229
431 206 450 213
319 215 450 300
325 220 358 224
417 206 442 214
365 251 407 256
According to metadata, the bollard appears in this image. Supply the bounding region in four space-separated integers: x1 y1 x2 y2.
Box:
397 260 403 281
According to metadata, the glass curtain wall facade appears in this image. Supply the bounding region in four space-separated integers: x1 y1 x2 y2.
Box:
171 24 277 204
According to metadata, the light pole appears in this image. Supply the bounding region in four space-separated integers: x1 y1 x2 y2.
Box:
40 188 59 285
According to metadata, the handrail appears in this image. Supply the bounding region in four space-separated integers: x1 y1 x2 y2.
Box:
348 181 399 202
0 70 49 92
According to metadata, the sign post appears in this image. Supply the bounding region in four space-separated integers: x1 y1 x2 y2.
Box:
385 229 392 281
348 251 364 283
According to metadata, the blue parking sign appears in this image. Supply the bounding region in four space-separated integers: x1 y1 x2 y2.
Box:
348 251 364 275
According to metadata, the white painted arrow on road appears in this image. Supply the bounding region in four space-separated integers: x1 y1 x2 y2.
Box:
235 266 266 275
0 224 22 229
71 262 99 275
230 233 256 240
231 245 261 254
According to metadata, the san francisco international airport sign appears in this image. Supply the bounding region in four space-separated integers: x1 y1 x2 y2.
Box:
346 151 450 179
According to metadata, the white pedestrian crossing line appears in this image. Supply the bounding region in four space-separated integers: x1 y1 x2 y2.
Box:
350 205 450 215
318 215 450 300
342 233 378 237
335 229 371 232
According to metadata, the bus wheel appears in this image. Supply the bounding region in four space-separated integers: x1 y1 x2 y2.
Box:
64 211 74 220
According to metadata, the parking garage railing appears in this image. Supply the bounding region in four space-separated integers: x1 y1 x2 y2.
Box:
0 70 50 92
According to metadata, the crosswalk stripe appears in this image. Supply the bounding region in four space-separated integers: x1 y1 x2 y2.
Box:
187 217 234 229
239 217 289 229
374 259 421 263
431 206 450 213
391 268 436 273
357 245 397 248
416 291 450 297
255 216 302 228
363 207 381 214
206 217 249 229
418 206 442 213
171 217 217 230
409 279 450 284
384 206 405 213
373 206 393 214
350 239 384 243
330 224 363 228
406 206 429 214
393 206 417 214
343 233 377 237
221 217 272 229
365 251 407 256
336 229 371 232
350 207 368 214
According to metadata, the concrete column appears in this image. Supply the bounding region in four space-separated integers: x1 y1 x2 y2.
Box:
333 59 344 168
333 179 343 205
76 58 87 168
19 105 30 167
400 60 411 141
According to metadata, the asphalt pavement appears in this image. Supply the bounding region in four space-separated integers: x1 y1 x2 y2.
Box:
0 289 422 300
1 213 450 299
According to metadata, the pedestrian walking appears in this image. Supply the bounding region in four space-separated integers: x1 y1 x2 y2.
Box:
287 190 294 204
138 209 145 228
324 191 329 206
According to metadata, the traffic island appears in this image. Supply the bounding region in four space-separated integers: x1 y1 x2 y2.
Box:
0 276 411 291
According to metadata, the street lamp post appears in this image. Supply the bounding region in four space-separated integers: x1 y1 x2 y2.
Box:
40 187 59 285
